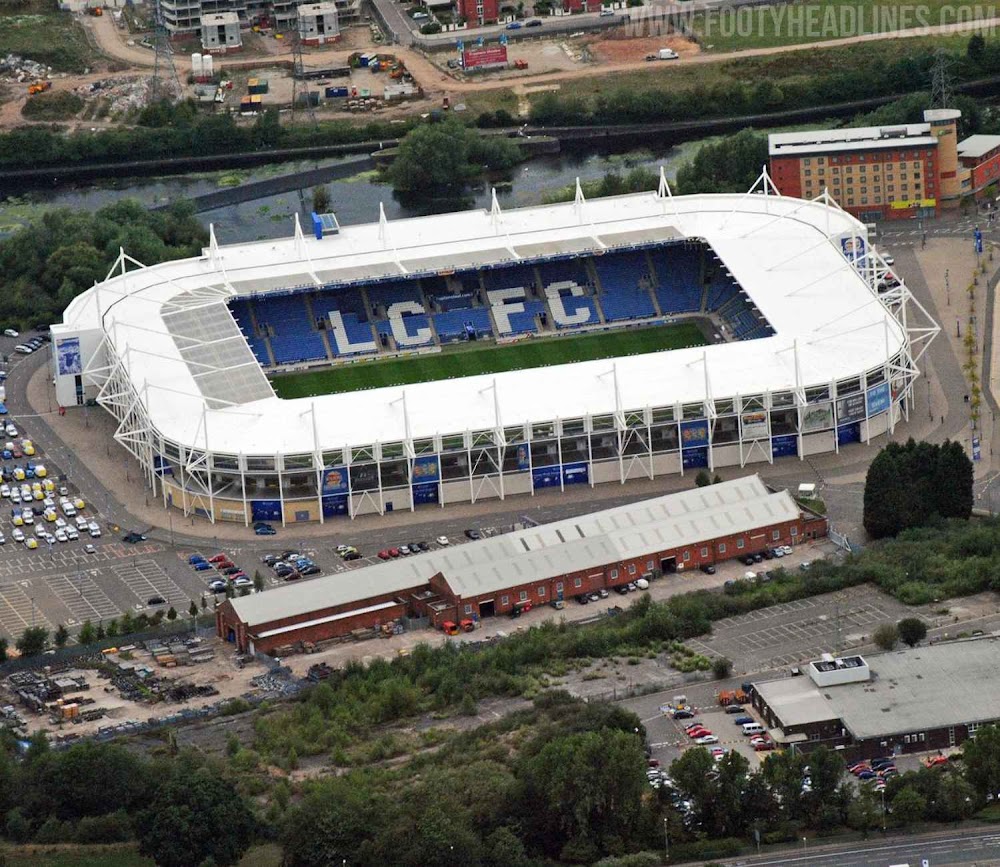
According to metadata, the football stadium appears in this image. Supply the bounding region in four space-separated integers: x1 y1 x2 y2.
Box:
50 173 939 525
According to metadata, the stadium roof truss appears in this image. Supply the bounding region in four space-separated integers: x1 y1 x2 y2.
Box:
66 169 939 525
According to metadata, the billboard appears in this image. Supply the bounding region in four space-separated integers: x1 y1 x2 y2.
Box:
321 466 349 495
866 381 891 417
836 392 866 425
251 500 282 522
516 444 530 470
740 411 769 440
680 420 709 448
771 435 798 458
562 462 589 486
841 235 865 268
413 482 439 504
462 45 508 68
56 337 81 376
801 403 833 433
412 455 440 484
532 465 561 489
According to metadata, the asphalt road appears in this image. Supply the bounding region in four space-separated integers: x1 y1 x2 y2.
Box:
720 827 1000 866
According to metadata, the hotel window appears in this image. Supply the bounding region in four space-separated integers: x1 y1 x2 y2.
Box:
861 187 867 194
791 526 799 536
647 560 655 571
817 157 825 165
701 547 708 557
888 185 895 192
804 169 812 176
804 158 811 165
772 529 780 540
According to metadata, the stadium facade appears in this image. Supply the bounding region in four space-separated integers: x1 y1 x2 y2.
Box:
51 171 939 526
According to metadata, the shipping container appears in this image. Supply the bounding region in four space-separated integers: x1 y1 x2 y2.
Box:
247 77 269 95
325 86 349 98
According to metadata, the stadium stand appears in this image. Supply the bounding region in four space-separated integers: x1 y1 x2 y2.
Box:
650 246 703 314
595 252 657 322
228 241 773 368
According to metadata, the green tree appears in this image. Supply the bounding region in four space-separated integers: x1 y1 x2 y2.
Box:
873 623 899 651
16 626 48 657
77 620 96 645
695 469 711 487
675 129 768 195
311 185 330 213
896 617 927 647
483 826 529 867
166 606 178 621
961 724 1000 799
0 636 7 663
711 657 733 679
936 772 977 821
134 764 253 867
890 786 927 825
253 571 265 593
53 623 69 648
847 785 881 836
188 601 198 618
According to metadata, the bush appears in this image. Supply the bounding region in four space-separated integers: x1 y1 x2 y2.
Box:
594 853 662 867
897 617 928 647
74 811 133 844
21 91 84 121
712 657 733 679
873 623 899 651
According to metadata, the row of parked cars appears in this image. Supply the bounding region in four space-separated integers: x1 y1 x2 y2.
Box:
12 334 48 356
848 757 898 791
738 545 794 566
189 552 254 592
261 550 320 581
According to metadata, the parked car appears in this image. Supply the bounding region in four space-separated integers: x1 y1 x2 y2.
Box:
695 735 719 745
734 715 754 725
3 329 18 338
147 596 166 606
188 554 206 565
83 543 96 554
672 709 694 720
254 523 276 536
377 550 391 560
436 535 450 546
233 577 254 589
575 594 589 605
464 528 481 540
122 531 146 543
209 579 227 592
724 705 745 715
700 564 716 574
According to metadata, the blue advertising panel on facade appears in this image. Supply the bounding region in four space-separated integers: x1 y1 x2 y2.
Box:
682 447 709 469
412 455 440 483
973 436 982 462
865 382 891 417
837 423 861 446
517 444 530 470
562 462 589 486
321 466 349 495
56 337 82 376
771 435 798 458
322 495 348 517
841 235 866 269
532 465 561 488
251 500 282 521
836 392 866 425
413 482 439 504
680 420 709 448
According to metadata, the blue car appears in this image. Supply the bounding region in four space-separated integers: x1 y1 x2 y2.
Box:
254 524 276 536
188 554 206 564
194 561 213 571
1 451 10 461
24 467 33 479
506 20 522 28
0 403 7 415
734 716 754 725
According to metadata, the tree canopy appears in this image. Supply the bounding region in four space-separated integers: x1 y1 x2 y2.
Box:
863 439 973 539
675 129 768 195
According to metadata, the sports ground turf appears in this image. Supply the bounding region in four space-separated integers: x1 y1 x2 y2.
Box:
271 322 707 398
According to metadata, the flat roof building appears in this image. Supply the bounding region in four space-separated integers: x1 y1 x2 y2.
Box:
752 639 1000 758
296 1 339 44
217 474 827 653
201 11 242 52
769 109 967 222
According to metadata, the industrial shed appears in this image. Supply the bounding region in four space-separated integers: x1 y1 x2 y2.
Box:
217 474 826 653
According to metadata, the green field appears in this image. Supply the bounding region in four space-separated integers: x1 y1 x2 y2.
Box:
271 323 707 398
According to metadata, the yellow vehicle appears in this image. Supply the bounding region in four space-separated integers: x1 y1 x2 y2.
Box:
74 498 85 510
12 468 24 481
44 512 55 523
32 490 43 501
42 480 54 493
25 538 37 549
12 515 23 526
34 465 47 478
21 441 34 456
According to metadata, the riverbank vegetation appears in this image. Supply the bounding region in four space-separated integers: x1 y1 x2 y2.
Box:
0 0 95 72
0 199 205 328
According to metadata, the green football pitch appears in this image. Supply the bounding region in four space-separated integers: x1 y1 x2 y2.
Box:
271 322 707 398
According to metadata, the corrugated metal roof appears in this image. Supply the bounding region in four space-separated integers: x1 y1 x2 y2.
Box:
229 474 801 627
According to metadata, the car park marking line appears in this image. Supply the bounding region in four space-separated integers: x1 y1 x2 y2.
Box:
46 574 119 624
0 584 51 639
111 560 188 607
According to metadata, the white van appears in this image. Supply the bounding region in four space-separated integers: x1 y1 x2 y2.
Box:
742 722 765 736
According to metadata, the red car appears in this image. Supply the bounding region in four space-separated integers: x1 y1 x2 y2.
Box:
388 548 400 558
214 560 235 571
924 755 949 768
753 740 776 752
208 554 228 563
377 550 391 560
687 727 711 738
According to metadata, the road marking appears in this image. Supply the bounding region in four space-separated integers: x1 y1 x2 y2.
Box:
47 573 119 623
111 559 188 608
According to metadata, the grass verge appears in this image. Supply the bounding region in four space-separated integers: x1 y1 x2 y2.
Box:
271 322 707 397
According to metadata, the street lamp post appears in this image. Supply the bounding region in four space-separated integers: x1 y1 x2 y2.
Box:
663 817 670 861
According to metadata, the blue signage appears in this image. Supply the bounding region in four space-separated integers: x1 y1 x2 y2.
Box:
837 423 861 446
516 444 530 470
412 455 440 484
841 235 866 269
682 447 708 469
975 227 984 254
865 381 891 417
322 495 348 517
56 337 81 376
532 465 561 488
771 435 798 459
680 420 709 448
251 500 282 522
562 462 589 486
413 482 439 504
321 466 349 495
973 436 982 462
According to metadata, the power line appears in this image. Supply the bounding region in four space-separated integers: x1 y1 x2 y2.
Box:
931 48 954 109
151 0 181 103
290 13 317 124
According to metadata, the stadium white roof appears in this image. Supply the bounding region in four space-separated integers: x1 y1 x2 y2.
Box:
230 474 801 627
59 187 907 456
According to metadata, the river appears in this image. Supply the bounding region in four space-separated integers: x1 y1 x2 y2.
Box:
0 122 834 243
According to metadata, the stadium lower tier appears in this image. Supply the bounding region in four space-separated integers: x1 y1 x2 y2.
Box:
157 398 899 524
227 241 772 369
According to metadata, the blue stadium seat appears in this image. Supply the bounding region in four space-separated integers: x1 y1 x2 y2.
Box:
330 313 377 356
595 252 656 322
538 258 588 287
434 308 493 341
437 293 476 312
650 246 703 314
367 280 423 310
375 313 434 346
497 300 545 335
483 265 536 292
319 288 368 320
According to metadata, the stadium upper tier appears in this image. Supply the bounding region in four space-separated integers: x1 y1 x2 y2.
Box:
51 182 936 523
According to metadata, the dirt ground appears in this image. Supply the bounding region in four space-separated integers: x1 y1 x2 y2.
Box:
586 31 699 63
